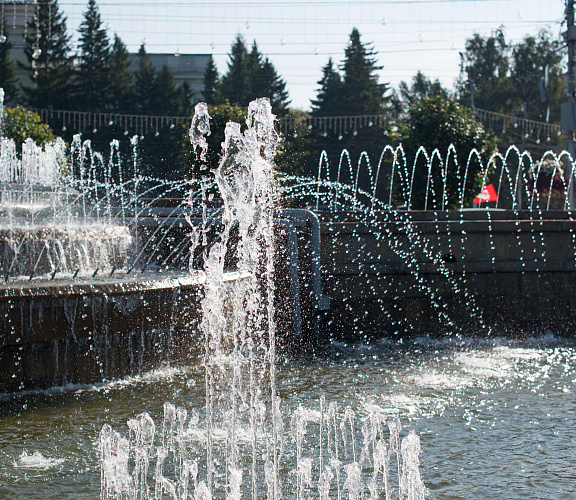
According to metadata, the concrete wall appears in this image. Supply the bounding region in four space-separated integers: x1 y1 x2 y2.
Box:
317 210 576 341
0 273 250 392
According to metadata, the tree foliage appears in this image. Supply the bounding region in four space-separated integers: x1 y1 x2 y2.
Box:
203 55 220 105
108 34 135 113
510 30 564 123
457 28 565 123
311 28 390 117
212 35 290 115
21 0 74 109
76 0 111 112
396 95 498 209
310 58 343 117
393 71 450 118
0 21 18 106
3 105 57 151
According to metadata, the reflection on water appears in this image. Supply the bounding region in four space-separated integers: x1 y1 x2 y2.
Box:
1 334 576 499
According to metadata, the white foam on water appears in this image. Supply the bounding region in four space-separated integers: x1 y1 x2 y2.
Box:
13 450 65 470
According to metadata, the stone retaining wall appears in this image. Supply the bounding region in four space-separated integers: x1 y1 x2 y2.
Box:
317 210 576 340
0 272 246 392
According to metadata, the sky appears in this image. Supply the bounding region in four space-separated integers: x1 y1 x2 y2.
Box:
56 0 567 111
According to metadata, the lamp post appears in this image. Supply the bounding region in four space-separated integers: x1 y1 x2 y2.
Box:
562 0 576 209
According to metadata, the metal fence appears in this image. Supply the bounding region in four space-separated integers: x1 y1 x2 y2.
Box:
33 106 562 143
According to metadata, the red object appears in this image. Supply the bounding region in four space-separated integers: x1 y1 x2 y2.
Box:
473 184 498 204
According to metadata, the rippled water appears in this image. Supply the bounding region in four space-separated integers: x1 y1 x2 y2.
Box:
1 334 576 499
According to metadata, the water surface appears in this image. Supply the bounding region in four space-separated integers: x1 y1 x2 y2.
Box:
1 334 575 499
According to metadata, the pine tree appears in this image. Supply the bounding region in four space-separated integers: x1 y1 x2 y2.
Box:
76 0 111 112
108 34 134 113
253 57 290 115
132 43 157 114
175 80 193 116
219 34 251 106
203 54 219 105
20 0 74 109
246 40 263 97
339 28 389 115
0 20 18 106
153 64 180 115
310 58 343 116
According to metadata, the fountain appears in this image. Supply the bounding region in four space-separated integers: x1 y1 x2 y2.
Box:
2 89 576 499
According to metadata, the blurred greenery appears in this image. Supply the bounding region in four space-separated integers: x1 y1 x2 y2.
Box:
3 105 57 152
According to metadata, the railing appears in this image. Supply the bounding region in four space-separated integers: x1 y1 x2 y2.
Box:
33 106 562 143
36 109 189 137
472 108 561 144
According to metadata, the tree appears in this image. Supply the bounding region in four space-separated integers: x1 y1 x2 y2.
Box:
310 58 343 116
0 20 18 106
75 0 111 112
203 54 220 105
175 81 194 117
395 95 498 209
108 34 135 113
3 105 57 152
252 57 290 115
131 43 157 114
395 71 449 117
20 0 75 109
219 34 251 106
457 29 513 113
310 29 390 117
339 28 390 116
510 30 565 123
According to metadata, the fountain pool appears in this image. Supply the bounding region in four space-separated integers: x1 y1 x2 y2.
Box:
1 335 576 499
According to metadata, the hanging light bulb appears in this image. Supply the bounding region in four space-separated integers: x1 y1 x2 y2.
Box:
174 48 181 57
210 41 215 50
32 47 42 59
418 33 424 42
381 18 387 26
142 37 148 45
280 38 286 46
105 22 111 31
245 21 250 29
314 47 319 55
0 35 6 44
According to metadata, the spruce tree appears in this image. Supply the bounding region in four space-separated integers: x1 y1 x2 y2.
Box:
21 0 74 109
153 64 180 115
0 20 18 106
132 43 157 114
108 34 134 113
202 54 220 105
339 28 389 115
253 57 290 115
175 80 193 116
76 0 111 112
219 34 250 106
310 58 343 116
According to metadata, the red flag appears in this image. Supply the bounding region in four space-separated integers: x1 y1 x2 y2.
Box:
473 183 498 204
